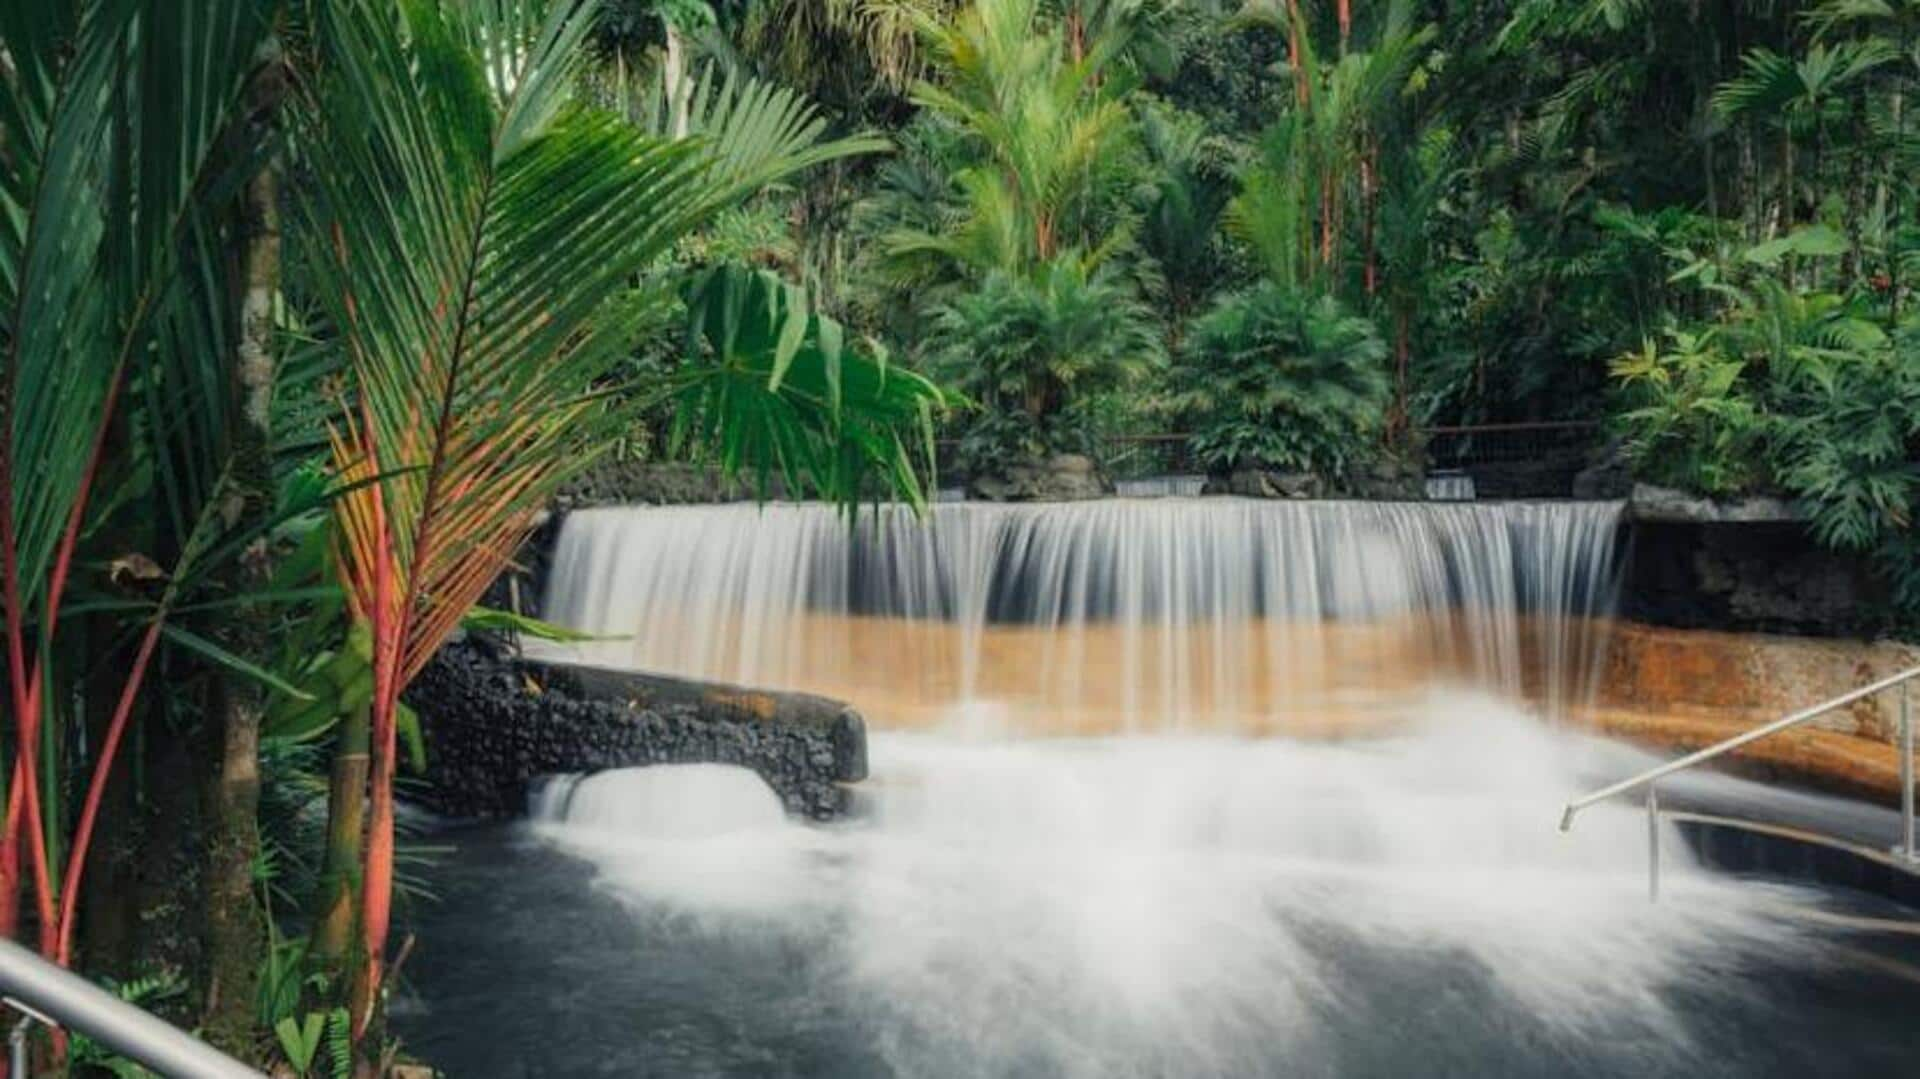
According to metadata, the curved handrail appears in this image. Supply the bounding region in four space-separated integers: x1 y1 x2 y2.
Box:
0 938 263 1078
1559 664 1920 898
1561 664 1920 830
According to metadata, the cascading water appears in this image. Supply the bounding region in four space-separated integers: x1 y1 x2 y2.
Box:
535 499 1623 729
401 498 1920 1077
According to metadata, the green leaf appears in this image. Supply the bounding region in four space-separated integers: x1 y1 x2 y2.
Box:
265 624 375 741
162 625 316 701
396 701 428 775
461 605 605 642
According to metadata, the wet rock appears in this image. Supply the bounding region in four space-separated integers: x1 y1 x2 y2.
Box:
1621 520 1872 636
970 454 1111 502
402 637 860 821
1211 469 1325 499
1345 457 1425 501
1626 483 1806 524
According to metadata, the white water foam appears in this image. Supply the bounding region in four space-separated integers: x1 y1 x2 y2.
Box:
530 697 1821 1078
521 497 1839 1075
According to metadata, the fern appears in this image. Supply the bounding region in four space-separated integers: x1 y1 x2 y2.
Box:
326 1008 355 1079
66 972 189 1077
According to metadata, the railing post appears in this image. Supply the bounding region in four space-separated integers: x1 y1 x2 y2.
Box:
1902 682 1914 862
1647 783 1660 903
9 1014 28 1079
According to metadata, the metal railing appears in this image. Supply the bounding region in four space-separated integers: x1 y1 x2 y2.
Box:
1560 665 1920 900
0 939 263 1078
1422 420 1602 467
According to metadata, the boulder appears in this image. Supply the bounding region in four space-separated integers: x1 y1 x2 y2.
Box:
969 454 1111 501
1626 483 1806 523
1345 456 1425 501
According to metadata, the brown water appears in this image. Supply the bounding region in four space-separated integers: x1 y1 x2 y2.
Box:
535 499 1623 730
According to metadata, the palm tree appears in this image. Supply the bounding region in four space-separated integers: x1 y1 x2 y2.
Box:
297 0 902 1050
865 0 1156 451
1808 0 1920 311
932 258 1162 423
1170 283 1390 477
1713 40 1894 259
1227 0 1434 299
742 0 960 102
1133 99 1233 338
0 0 278 959
0 0 336 1055
885 0 1139 281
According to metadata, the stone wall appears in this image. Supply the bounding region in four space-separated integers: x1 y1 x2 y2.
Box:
403 637 867 821
1583 621 1919 800
1597 622 1918 743
1618 519 1874 638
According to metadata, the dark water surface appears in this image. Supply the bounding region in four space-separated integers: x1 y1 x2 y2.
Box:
394 811 1920 1078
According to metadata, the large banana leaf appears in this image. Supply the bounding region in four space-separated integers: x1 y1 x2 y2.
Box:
671 263 950 507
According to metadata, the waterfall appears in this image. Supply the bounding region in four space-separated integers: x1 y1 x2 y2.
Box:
534 498 1623 732
467 498 1871 1078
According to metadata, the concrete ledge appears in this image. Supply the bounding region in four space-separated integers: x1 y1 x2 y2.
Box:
403 638 866 821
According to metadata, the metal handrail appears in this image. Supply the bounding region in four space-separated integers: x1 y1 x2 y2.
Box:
1560 664 1920 899
0 938 264 1077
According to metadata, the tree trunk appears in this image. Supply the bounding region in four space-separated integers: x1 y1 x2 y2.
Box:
1286 0 1308 107
78 616 139 978
202 107 281 1056
1392 304 1411 436
1843 97 1867 288
1740 124 1759 245
348 702 396 1048
1362 140 1377 297
1780 123 1795 288
311 706 370 968
1893 78 1907 323
664 22 690 139
1320 170 1335 275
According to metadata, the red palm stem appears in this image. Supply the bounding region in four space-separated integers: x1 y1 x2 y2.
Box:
54 615 164 966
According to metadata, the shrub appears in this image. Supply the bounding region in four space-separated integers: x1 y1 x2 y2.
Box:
1170 284 1390 477
1609 330 1767 496
1611 270 1920 631
933 258 1163 467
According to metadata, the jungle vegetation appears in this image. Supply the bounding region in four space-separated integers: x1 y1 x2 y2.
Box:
0 0 1917 1074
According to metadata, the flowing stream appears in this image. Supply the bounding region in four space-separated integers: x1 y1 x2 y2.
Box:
402 499 1920 1076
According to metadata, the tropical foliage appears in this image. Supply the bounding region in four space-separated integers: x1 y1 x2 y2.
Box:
5 0 1920 1073
1172 285 1391 476
0 0 940 1072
